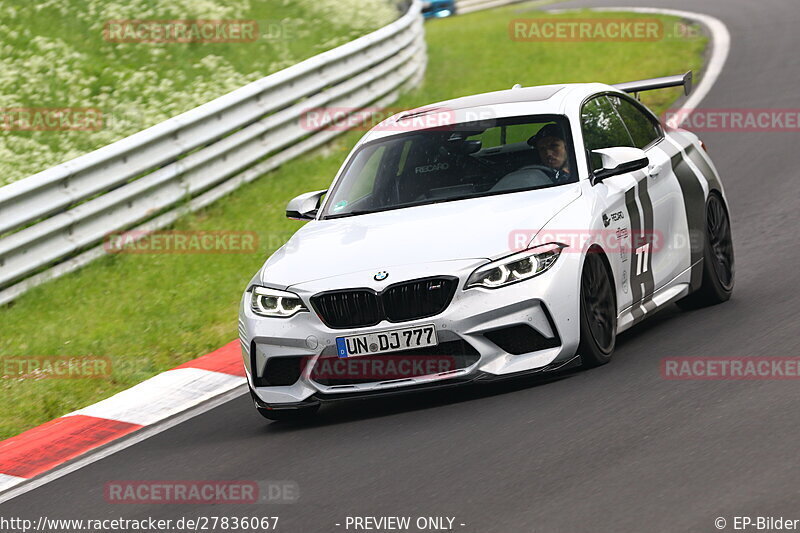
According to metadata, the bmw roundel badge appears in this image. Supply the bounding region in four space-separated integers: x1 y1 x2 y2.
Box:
374 271 389 281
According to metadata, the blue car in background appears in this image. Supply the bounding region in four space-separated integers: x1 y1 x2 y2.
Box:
422 0 456 18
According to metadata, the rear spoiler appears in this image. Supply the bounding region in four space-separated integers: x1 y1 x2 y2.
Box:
613 71 693 97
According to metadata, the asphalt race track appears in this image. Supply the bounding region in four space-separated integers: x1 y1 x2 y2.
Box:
2 1 799 531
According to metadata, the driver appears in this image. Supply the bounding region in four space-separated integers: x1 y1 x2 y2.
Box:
527 123 573 184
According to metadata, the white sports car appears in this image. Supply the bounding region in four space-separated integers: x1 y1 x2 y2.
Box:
239 71 734 420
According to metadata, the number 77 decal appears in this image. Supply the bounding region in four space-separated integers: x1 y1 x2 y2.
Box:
635 243 650 275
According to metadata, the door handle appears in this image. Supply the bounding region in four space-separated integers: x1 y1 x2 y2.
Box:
648 164 662 178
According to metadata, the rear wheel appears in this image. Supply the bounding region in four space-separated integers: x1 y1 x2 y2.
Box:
578 252 617 368
677 193 734 309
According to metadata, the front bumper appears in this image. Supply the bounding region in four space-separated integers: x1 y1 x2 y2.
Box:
239 257 581 407
249 353 582 412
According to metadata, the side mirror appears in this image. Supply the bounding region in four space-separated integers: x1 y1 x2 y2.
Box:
590 147 649 184
286 189 327 220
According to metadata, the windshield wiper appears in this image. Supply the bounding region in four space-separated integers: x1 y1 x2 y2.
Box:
323 202 421 219
323 209 378 220
324 196 484 219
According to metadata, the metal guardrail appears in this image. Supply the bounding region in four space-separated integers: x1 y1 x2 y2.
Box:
454 0 525 15
0 0 426 306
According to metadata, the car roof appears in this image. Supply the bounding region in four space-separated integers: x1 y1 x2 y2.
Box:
427 84 567 110
360 82 621 143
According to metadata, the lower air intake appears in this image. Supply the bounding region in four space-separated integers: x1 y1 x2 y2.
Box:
483 324 560 355
255 356 304 387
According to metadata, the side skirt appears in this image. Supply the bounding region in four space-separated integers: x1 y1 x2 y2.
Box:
616 260 701 334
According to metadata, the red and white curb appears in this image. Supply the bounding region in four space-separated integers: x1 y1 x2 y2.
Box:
0 340 245 494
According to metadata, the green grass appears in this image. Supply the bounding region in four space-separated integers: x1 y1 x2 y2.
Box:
0 5 707 439
0 0 398 186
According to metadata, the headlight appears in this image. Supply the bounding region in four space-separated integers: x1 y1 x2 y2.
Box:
250 286 308 318
465 243 566 289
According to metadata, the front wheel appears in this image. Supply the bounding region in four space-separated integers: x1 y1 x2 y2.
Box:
677 193 734 310
578 252 617 368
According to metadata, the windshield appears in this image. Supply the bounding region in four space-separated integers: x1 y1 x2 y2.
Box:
321 115 576 219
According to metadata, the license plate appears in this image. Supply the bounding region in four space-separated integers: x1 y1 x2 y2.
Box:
336 324 438 358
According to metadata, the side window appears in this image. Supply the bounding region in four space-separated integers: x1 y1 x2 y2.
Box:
581 96 634 171
608 95 662 149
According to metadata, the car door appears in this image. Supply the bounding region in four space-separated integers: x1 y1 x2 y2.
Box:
580 94 673 320
607 94 689 294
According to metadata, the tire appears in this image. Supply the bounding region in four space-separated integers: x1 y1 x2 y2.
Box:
677 193 734 310
256 405 319 421
578 251 617 368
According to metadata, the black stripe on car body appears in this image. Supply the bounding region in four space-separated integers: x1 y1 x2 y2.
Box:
625 182 644 321
683 143 722 193
665 138 708 291
635 172 657 315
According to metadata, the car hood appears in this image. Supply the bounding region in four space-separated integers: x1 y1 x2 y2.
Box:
259 184 581 288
